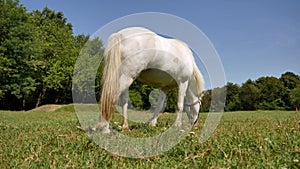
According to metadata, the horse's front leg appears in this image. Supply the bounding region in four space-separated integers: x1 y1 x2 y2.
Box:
149 90 166 126
174 81 188 126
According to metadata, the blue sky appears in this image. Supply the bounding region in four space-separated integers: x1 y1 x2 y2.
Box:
20 0 300 87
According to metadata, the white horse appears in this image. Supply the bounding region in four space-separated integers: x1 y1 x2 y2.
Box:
96 27 204 133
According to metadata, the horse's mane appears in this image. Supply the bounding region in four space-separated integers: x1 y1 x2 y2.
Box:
192 62 205 96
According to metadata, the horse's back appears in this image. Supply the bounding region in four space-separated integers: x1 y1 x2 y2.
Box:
118 27 155 35
118 27 157 57
118 27 192 59
116 27 194 84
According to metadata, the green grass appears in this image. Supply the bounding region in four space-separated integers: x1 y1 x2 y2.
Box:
0 105 299 168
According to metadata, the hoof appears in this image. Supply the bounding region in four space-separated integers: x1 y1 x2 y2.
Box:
101 127 111 134
122 124 129 130
122 127 131 132
92 124 110 134
91 127 111 134
148 119 157 127
121 125 131 132
93 127 110 134
174 121 182 127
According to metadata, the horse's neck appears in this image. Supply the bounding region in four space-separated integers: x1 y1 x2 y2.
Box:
187 76 201 100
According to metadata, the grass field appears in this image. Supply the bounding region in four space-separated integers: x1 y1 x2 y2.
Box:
0 105 299 168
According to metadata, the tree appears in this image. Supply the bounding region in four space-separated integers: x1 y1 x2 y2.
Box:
240 80 260 110
0 0 38 109
30 7 82 107
128 81 144 110
165 88 177 112
72 37 103 103
225 82 241 111
128 80 154 110
290 87 300 111
255 76 285 110
279 72 300 109
0 2 89 110
200 90 211 112
280 72 300 90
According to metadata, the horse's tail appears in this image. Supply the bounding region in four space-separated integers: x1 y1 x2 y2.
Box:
192 61 205 96
100 33 122 121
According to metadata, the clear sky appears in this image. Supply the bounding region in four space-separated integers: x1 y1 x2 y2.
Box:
20 0 300 86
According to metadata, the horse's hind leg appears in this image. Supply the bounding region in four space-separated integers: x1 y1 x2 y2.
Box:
121 89 129 129
119 74 134 130
174 81 188 126
94 115 110 133
149 90 166 126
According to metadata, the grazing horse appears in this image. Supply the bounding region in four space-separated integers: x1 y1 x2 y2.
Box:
96 27 204 133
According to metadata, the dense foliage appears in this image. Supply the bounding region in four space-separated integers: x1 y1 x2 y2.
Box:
201 72 300 112
1 0 299 111
0 0 88 110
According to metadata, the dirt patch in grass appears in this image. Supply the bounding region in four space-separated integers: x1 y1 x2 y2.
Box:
28 105 62 112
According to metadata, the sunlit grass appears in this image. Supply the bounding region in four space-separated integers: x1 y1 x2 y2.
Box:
0 105 299 168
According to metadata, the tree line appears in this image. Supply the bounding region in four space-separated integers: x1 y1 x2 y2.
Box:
1 0 299 111
201 72 300 112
